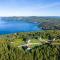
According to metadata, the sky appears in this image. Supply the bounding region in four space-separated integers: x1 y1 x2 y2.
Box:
0 0 60 16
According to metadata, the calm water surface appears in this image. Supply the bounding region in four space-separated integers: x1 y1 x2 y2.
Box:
0 20 42 34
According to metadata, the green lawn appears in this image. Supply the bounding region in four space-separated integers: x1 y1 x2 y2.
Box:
11 38 25 47
30 39 40 43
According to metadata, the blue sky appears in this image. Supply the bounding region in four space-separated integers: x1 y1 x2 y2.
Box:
0 0 60 16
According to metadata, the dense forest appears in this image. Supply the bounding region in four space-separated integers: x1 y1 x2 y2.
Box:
0 30 60 60
0 43 60 60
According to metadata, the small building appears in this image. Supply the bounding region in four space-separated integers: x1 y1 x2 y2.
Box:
26 39 31 43
10 42 14 44
27 48 31 50
53 38 56 41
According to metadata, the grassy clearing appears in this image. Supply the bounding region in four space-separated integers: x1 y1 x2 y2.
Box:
30 39 40 43
11 38 25 47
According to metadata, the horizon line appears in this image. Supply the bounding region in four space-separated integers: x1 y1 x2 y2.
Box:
0 16 60 17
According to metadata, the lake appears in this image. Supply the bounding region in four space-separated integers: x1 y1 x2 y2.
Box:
0 20 42 34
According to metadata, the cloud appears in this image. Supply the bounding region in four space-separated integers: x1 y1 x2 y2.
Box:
39 2 60 8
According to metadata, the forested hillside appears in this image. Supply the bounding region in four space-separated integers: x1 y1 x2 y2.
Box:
0 30 60 60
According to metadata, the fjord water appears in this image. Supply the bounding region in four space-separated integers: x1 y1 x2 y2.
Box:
0 20 42 34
